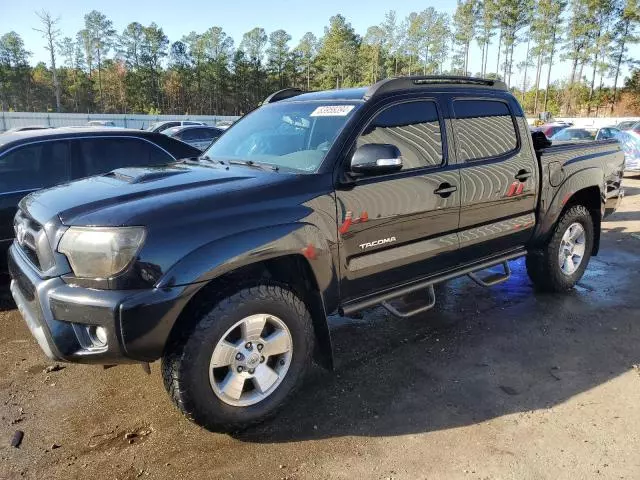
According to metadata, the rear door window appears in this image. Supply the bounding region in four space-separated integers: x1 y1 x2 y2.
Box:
453 99 518 161
74 137 173 177
0 141 70 192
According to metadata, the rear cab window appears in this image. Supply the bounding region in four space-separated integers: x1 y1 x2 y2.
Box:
452 99 518 161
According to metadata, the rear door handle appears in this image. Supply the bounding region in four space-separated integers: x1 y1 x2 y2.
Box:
515 169 532 181
434 183 458 197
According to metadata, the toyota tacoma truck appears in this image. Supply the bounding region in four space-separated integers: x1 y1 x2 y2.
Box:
7 76 625 432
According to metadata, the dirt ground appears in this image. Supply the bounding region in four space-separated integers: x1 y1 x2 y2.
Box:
1 178 639 480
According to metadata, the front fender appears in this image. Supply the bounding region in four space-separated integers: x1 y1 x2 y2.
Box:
157 222 336 296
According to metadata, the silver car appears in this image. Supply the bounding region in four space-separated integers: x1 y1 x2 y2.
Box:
164 125 224 151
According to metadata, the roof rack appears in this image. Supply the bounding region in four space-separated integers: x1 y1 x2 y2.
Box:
262 88 305 105
364 76 508 100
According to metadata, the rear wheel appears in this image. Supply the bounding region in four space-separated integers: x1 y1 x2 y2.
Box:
162 284 314 432
526 205 594 292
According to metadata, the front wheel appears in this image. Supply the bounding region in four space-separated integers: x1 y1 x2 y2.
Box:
526 205 594 292
162 284 314 432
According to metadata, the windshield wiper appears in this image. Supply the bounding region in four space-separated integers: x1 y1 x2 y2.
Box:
200 155 229 164
178 156 223 165
228 159 279 171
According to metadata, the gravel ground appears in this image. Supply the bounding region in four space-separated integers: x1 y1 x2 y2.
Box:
1 177 639 480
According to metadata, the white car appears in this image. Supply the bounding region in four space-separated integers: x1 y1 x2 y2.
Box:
146 120 205 133
87 120 117 127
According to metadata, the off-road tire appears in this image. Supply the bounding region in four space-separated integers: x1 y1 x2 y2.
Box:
526 205 594 292
161 284 314 432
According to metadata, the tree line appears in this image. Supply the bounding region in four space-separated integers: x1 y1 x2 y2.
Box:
0 0 639 117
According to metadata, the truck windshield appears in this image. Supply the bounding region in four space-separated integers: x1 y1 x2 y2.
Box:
202 101 360 172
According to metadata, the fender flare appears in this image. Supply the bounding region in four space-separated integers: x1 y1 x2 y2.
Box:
534 166 604 244
157 222 334 291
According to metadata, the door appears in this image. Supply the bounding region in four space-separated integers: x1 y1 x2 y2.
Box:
336 99 461 302
0 140 71 269
451 98 538 262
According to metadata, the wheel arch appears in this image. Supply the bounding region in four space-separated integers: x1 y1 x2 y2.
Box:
163 254 335 370
534 168 604 255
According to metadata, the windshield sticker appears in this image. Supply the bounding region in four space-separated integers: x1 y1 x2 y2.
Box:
310 105 355 117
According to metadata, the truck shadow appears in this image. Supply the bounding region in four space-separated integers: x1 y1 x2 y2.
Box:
234 257 639 443
0 274 14 312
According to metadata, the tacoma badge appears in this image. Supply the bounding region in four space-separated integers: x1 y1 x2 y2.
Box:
359 237 397 250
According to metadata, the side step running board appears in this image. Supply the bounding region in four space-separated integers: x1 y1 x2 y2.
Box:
467 261 511 287
339 249 525 318
382 285 436 318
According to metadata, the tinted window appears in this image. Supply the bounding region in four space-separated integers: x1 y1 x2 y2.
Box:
184 121 201 126
181 128 207 141
453 100 517 161
551 129 595 141
158 122 180 132
357 101 443 169
76 138 173 176
0 141 70 192
598 128 619 140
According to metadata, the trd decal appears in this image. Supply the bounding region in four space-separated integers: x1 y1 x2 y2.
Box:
359 237 397 250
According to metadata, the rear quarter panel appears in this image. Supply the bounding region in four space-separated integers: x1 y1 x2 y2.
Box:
533 139 624 242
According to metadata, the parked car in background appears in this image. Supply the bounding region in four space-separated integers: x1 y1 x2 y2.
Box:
616 130 640 174
215 120 235 129
2 126 52 134
535 122 571 138
551 126 620 142
531 123 569 138
164 125 224 151
0 128 201 273
615 120 640 131
146 120 206 133
87 120 116 127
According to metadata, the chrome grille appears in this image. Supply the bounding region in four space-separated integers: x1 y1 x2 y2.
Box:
14 209 44 270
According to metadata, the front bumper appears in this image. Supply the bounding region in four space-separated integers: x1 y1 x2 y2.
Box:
8 242 201 364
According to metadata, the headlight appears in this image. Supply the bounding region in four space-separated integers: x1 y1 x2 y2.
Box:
58 227 146 278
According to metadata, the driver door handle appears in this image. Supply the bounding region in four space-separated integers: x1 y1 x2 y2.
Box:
434 183 458 197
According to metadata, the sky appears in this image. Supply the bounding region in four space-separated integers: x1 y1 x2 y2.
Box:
0 0 632 90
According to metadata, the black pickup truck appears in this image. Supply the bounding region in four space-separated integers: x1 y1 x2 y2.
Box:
7 76 624 432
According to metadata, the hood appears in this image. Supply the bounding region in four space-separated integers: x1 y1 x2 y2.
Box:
20 162 280 227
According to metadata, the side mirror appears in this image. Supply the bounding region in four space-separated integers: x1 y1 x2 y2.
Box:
350 144 403 175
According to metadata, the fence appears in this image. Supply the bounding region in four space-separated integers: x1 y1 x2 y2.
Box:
3 111 638 133
0 112 240 132
526 116 640 128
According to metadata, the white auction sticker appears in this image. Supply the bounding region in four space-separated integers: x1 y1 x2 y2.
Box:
310 105 355 117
